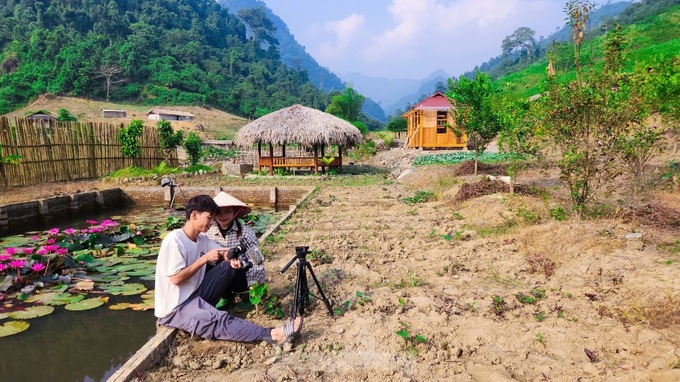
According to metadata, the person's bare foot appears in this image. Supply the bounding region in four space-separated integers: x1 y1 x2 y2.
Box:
269 316 302 344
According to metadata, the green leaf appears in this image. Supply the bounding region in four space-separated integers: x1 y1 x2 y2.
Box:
0 321 30 337
64 297 106 311
396 330 410 339
8 306 55 319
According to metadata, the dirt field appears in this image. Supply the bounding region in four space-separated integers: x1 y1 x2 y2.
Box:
127 149 678 382
2 145 679 382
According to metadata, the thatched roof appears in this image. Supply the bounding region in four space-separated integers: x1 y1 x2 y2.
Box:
233 104 364 148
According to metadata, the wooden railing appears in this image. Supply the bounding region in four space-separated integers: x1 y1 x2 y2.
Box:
258 156 341 168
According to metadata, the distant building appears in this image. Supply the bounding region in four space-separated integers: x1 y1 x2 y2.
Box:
402 92 467 150
100 109 127 118
27 111 56 128
146 108 194 121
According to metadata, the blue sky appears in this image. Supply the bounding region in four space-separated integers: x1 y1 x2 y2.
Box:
261 0 597 80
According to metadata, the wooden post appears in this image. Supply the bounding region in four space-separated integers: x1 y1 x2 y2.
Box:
338 146 343 173
313 145 318 174
268 144 274 176
257 142 262 172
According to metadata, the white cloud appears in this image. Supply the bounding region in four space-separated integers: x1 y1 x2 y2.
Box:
317 13 366 60
357 0 562 77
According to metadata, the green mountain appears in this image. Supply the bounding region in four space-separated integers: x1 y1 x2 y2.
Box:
0 0 330 117
218 0 387 123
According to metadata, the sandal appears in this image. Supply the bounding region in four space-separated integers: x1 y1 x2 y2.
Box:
283 316 303 342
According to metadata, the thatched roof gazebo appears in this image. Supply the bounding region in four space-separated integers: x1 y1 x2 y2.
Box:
234 104 364 175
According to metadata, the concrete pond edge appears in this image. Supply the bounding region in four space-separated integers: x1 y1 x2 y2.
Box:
106 186 318 382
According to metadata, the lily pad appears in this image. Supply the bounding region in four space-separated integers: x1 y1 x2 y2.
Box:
102 283 147 296
64 297 108 311
0 312 8 320
25 292 85 306
8 306 55 319
0 321 30 337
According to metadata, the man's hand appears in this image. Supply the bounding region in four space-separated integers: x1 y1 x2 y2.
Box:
229 258 242 269
201 248 227 264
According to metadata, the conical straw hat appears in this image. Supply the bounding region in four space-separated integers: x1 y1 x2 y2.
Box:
213 191 252 218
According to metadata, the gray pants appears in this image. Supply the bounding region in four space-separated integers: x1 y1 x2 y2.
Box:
158 261 270 342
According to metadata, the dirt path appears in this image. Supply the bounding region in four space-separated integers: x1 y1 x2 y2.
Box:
142 176 680 382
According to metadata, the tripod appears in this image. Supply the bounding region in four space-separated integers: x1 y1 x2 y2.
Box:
280 246 333 319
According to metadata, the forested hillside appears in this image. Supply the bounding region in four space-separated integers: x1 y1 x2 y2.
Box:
0 0 330 117
219 0 387 122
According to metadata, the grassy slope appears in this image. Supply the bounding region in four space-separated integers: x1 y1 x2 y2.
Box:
1 94 249 141
496 6 680 99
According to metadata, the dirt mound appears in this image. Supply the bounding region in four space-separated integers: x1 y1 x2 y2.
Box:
454 160 508 176
453 177 541 202
622 203 680 229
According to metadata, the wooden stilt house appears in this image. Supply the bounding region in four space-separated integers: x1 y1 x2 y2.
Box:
402 92 467 149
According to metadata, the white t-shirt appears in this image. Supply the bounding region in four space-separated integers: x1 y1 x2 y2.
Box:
154 229 220 318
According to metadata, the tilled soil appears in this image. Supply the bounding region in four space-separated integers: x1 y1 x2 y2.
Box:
141 173 680 382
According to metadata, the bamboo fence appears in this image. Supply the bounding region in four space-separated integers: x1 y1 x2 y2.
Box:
0 117 176 187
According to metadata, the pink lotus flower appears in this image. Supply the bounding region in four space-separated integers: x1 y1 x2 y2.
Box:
21 247 34 254
0 264 7 272
31 263 46 273
0 254 11 261
31 235 39 241
136 231 142 236
48 228 60 235
46 237 56 244
86 220 98 225
9 259 26 269
43 245 59 252
36 248 47 255
80 229 88 234
64 228 76 235
56 248 68 256
5 247 17 255
101 219 119 228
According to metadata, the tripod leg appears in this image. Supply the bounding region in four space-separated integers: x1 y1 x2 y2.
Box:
291 261 303 319
305 262 334 316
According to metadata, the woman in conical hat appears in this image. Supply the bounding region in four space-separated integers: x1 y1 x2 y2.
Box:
206 191 266 308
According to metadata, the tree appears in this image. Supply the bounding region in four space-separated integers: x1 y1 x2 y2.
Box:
326 87 365 123
497 97 542 194
56 108 77 122
501 27 537 62
157 120 183 164
538 7 661 210
386 117 407 133
95 64 125 101
118 119 144 161
183 132 203 166
446 71 503 175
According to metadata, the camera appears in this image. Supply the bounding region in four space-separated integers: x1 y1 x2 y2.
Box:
226 239 253 270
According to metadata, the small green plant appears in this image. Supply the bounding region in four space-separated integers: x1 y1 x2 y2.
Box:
402 190 435 205
534 311 546 322
396 322 429 356
249 283 284 318
516 206 539 223
118 119 144 158
355 291 370 305
516 288 546 304
451 212 464 220
406 209 418 215
550 206 568 221
333 300 351 316
491 295 508 316
307 249 333 264
398 297 407 307
408 271 423 287
535 332 545 344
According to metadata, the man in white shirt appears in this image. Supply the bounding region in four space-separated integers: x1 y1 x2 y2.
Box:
154 194 301 343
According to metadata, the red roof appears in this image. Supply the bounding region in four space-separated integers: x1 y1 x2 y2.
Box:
411 92 453 110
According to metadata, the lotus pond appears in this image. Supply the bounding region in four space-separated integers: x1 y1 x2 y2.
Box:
0 205 283 382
